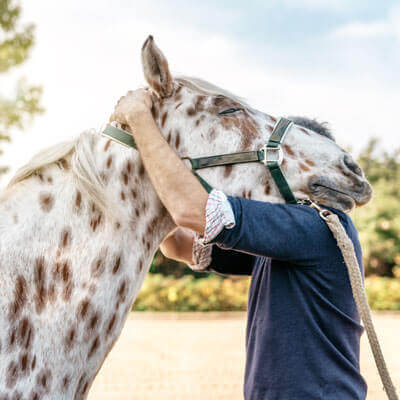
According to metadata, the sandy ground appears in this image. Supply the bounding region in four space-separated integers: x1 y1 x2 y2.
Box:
89 312 400 400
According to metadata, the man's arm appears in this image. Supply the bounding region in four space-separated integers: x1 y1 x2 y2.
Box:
109 89 208 235
160 227 255 276
160 227 195 265
109 89 335 266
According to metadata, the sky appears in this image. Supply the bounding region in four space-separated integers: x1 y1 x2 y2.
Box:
1 0 399 184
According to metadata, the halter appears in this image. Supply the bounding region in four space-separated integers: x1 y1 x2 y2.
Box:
102 117 298 204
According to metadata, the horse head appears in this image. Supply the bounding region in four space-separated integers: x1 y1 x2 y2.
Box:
140 35 372 212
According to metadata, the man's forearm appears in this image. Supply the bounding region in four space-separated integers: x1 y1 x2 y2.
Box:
160 228 195 265
128 112 208 235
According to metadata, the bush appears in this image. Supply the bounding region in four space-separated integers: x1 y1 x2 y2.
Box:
133 274 400 312
365 276 400 311
133 274 250 312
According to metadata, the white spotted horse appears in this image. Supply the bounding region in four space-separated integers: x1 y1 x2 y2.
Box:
0 35 372 399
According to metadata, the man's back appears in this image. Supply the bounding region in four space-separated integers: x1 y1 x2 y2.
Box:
208 198 367 400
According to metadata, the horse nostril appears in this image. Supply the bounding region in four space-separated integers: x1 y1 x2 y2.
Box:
343 154 362 177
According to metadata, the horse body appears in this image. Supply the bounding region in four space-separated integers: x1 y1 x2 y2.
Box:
0 133 174 398
0 36 372 399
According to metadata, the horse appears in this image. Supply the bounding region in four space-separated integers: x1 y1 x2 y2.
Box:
0 35 372 399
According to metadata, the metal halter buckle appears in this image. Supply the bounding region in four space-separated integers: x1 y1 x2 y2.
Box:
260 144 283 167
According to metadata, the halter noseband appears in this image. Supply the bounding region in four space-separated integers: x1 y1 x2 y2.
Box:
102 117 298 204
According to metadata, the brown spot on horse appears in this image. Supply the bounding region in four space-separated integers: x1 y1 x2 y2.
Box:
36 368 52 393
112 255 122 275
31 355 36 371
106 156 113 169
39 192 54 213
151 103 159 120
224 166 233 178
161 111 168 128
87 336 100 359
59 159 69 170
19 352 30 374
284 144 295 157
175 132 181 149
75 191 82 210
87 311 101 333
187 107 196 117
62 281 73 302
17 317 34 349
299 127 310 136
62 375 70 391
34 257 47 314
104 140 111 151
106 313 117 336
9 276 28 321
6 361 19 388
299 162 311 172
60 228 72 249
91 257 105 278
78 299 91 321
65 328 76 352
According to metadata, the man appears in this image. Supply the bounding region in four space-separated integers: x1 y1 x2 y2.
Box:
110 89 367 400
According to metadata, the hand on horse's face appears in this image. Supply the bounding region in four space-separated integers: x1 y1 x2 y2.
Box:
109 88 153 130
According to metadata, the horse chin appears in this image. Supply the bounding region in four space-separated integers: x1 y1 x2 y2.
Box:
308 176 356 213
311 192 355 213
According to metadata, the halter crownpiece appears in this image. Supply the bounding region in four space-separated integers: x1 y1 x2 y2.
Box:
102 117 297 203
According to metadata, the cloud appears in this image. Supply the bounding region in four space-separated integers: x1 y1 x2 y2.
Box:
332 21 389 38
330 5 400 40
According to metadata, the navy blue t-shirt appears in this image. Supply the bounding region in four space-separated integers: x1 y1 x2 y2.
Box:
207 197 367 400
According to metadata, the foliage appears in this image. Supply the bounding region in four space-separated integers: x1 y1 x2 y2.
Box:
365 276 400 311
134 274 400 312
134 274 250 312
353 140 400 276
0 0 43 174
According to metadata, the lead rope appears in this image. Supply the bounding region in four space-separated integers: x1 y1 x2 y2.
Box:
310 204 398 400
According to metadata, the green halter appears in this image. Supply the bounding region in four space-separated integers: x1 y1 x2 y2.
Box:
102 117 298 204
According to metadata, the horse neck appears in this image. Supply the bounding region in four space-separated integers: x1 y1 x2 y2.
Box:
0 131 175 397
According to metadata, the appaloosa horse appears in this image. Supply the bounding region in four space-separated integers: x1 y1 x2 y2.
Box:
0 36 372 399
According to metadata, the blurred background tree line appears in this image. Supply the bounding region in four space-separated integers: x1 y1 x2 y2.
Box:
0 0 43 174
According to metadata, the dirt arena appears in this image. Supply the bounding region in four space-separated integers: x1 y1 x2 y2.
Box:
89 312 400 400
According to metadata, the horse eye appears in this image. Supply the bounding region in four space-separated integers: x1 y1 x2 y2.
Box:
219 107 243 115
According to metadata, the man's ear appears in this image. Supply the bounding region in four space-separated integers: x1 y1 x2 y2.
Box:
141 35 174 98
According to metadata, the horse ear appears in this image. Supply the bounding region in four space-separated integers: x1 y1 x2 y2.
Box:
141 35 174 98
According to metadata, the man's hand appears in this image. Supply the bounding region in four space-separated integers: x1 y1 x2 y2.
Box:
109 88 153 129
108 87 208 236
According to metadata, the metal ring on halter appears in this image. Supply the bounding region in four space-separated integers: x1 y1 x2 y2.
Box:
260 145 283 167
306 200 332 221
319 209 331 221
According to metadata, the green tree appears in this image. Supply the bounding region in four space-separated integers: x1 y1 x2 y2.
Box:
353 139 400 277
0 0 43 174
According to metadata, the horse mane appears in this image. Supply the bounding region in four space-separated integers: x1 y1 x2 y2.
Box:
176 76 249 107
5 130 111 217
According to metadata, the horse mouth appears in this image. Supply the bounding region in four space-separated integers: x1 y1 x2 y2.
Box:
309 176 372 212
